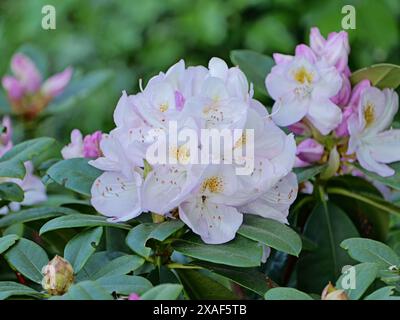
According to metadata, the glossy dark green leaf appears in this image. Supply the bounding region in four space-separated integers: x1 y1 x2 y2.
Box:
0 281 43 300
238 215 302 257
176 269 237 299
0 207 78 228
297 202 359 293
140 284 183 300
52 280 113 300
230 50 274 93
364 286 400 300
172 234 262 267
0 182 24 202
350 64 400 89
0 234 19 254
96 275 153 295
264 287 313 300
91 254 145 280
0 138 59 179
4 238 49 284
327 175 390 241
195 261 271 296
45 158 102 196
39 214 131 235
336 263 379 300
126 220 185 258
341 238 400 267
64 227 103 273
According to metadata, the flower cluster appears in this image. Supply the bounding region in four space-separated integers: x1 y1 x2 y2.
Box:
266 27 400 178
2 53 72 119
74 58 298 244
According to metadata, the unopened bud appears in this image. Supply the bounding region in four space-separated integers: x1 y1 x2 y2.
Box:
321 282 348 300
41 255 74 295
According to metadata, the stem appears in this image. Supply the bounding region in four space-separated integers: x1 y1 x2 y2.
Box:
166 263 203 270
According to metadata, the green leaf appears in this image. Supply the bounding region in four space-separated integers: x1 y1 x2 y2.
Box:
52 280 113 300
126 220 185 258
327 187 400 218
140 284 183 300
64 227 103 273
172 234 262 267
96 275 153 295
356 162 400 191
364 286 400 300
4 238 49 284
39 214 131 235
327 175 390 241
0 281 43 300
176 269 237 299
0 234 19 254
91 255 145 280
350 64 400 89
0 207 78 228
341 238 400 267
0 137 58 179
45 158 102 196
264 288 313 300
45 70 112 115
0 160 25 179
297 202 359 293
0 182 24 202
293 165 326 184
238 215 302 257
194 261 271 296
75 251 123 281
336 263 379 300
230 50 274 93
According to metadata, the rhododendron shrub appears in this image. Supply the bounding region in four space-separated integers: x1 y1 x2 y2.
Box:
0 26 399 301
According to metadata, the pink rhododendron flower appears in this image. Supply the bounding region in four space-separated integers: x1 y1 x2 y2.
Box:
62 129 103 159
265 53 342 134
89 57 298 244
335 80 371 137
347 87 400 177
2 53 72 118
295 138 324 167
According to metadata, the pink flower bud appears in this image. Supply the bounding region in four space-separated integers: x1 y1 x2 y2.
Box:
295 138 324 167
323 31 350 74
128 293 140 300
331 74 351 106
41 67 73 97
310 27 326 53
348 79 371 110
83 131 103 158
1 76 24 100
334 105 353 137
174 90 185 111
309 28 350 74
10 53 42 92
272 53 293 65
295 44 317 63
288 121 311 136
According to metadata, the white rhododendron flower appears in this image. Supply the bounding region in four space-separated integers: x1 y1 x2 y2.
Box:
265 48 342 135
89 57 298 244
347 87 400 177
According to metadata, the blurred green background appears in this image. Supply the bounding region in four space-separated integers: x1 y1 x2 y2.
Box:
0 0 399 142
